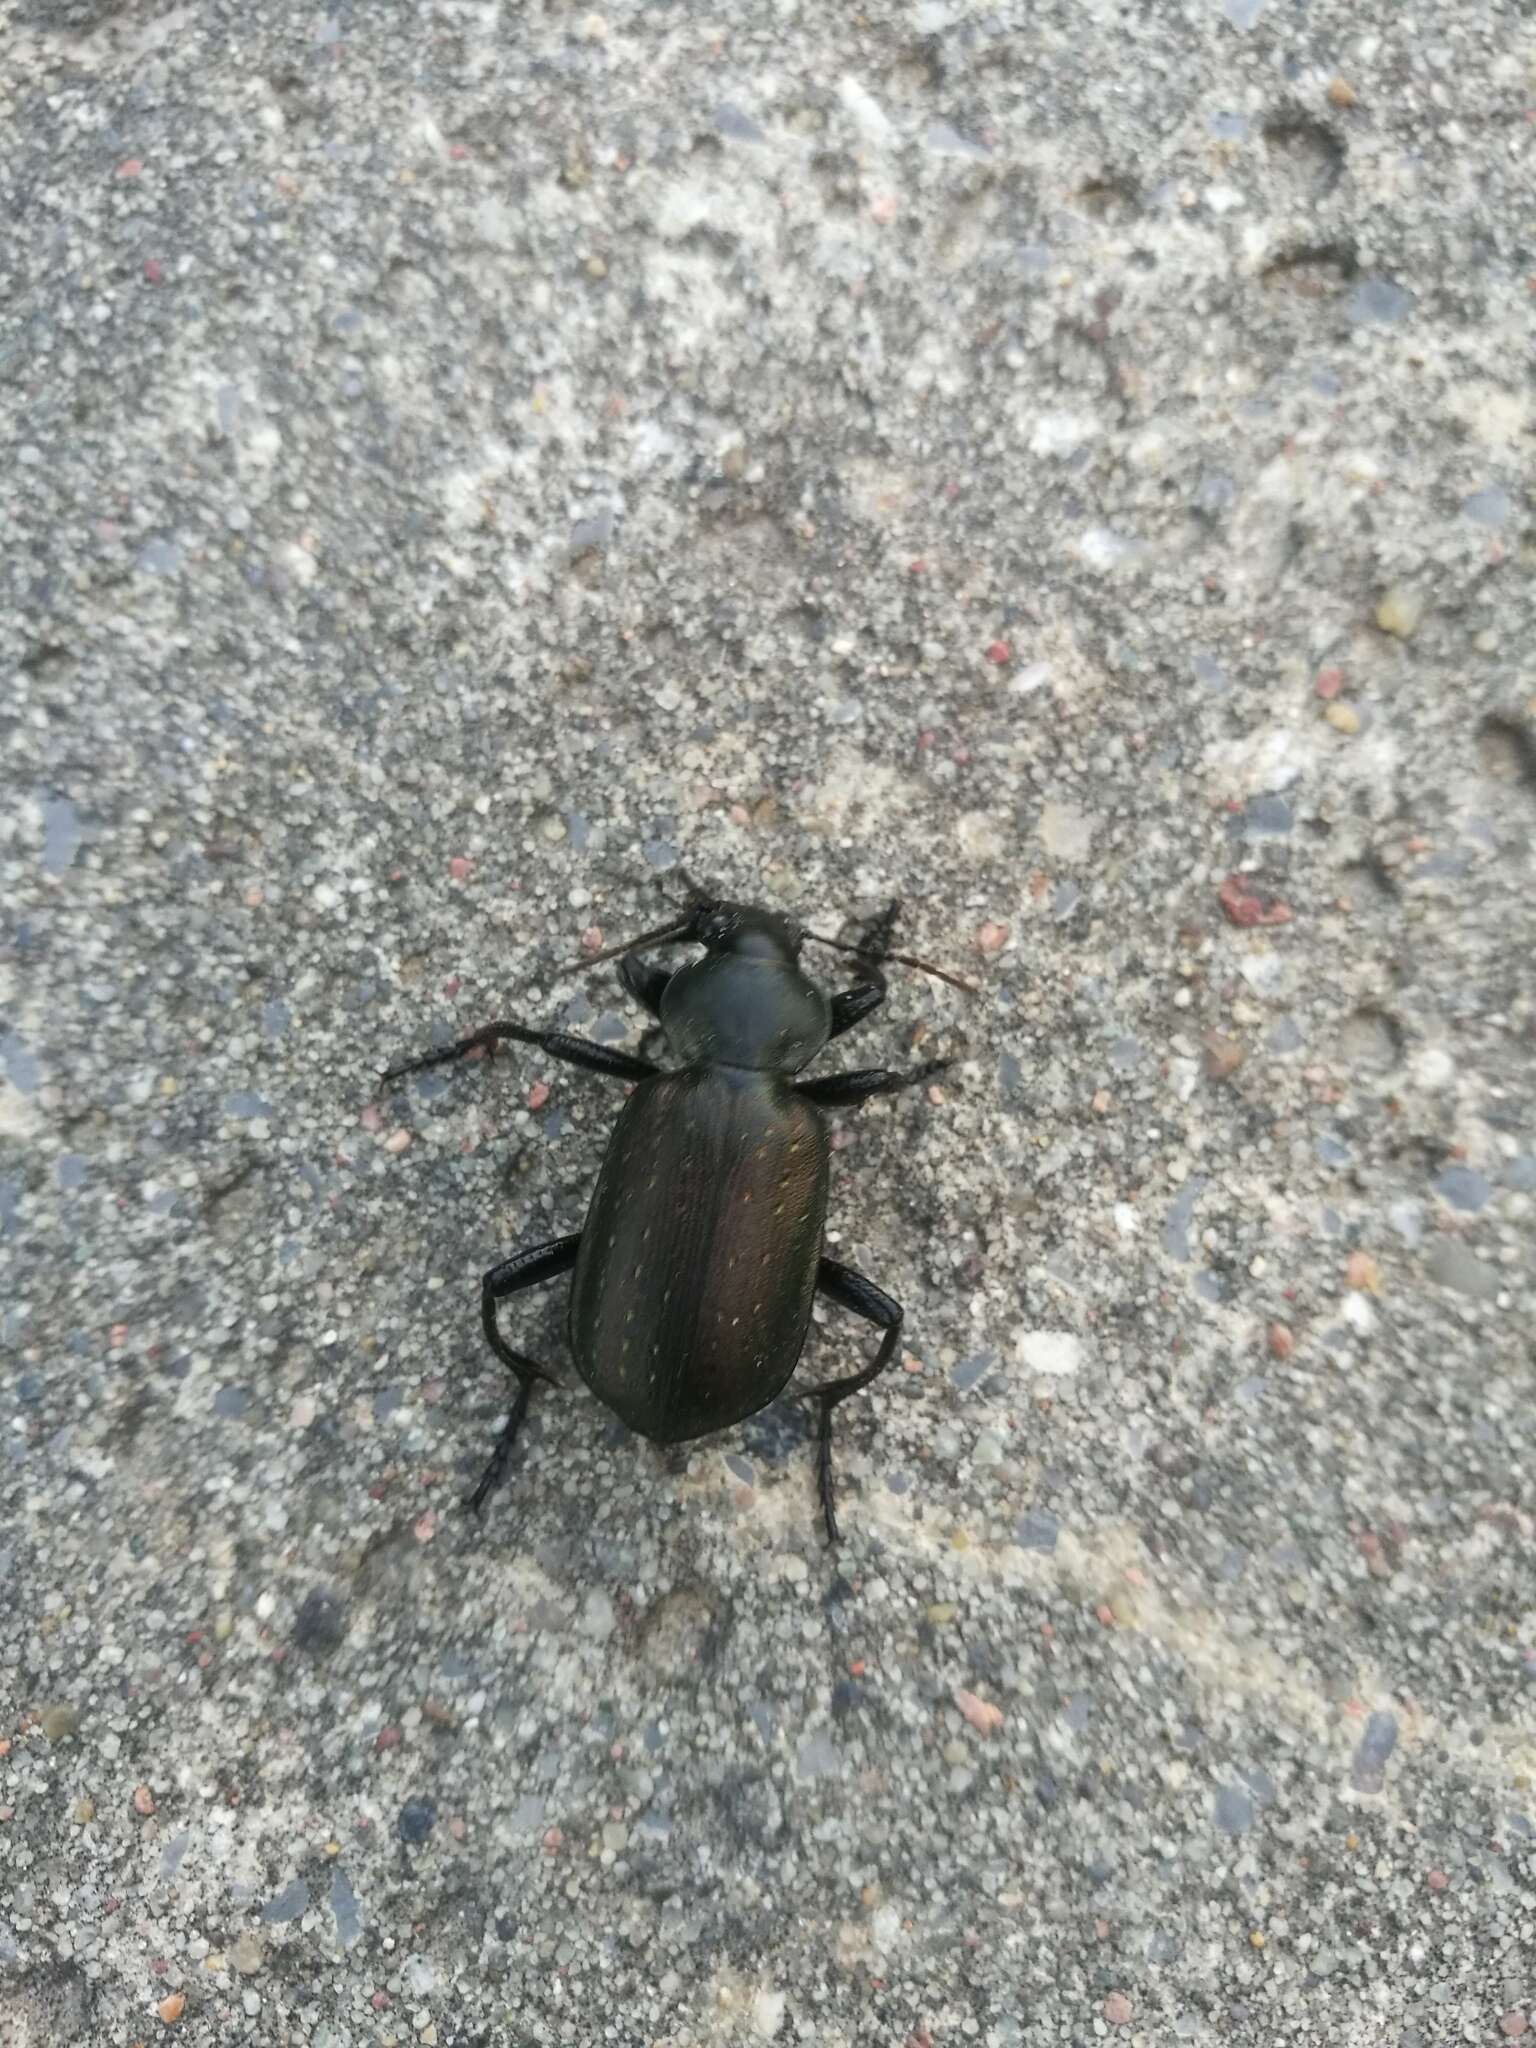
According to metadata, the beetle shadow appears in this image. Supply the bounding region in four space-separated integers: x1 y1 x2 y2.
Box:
738 1399 813 1464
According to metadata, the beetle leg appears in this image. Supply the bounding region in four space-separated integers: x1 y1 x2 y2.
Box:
827 980 886 1040
826 898 902 1041
796 1061 949 1109
618 953 672 1018
383 1022 658 1088
469 1234 581 1513
796 1256 904 1544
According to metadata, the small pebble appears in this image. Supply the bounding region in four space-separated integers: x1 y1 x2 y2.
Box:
385 1128 412 1154
1345 1250 1381 1293
1325 702 1361 735
398 1797 437 1843
952 1689 1004 1736
1104 1991 1133 2025
1376 585 1424 639
975 921 1009 955
72 1796 95 1824
1202 1032 1244 1080
41 1703 79 1743
1267 1322 1294 1359
158 1992 186 2023
1326 76 1357 106
133 1784 156 1816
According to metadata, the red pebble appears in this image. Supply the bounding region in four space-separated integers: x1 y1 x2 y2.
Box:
985 640 1011 665
1314 667 1344 699
1426 1868 1448 1891
1217 874 1293 928
527 1081 550 1110
449 856 472 882
374 1726 403 1752
116 158 143 178
143 258 164 284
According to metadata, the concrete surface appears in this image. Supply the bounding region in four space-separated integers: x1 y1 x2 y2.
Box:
3 2 1534 2044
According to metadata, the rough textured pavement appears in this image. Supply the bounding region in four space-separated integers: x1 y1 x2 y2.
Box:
3 3 1535 2044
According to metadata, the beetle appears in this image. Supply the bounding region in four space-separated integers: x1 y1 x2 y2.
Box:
381 889 972 1541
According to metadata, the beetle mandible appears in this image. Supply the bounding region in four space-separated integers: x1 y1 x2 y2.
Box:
382 889 973 1541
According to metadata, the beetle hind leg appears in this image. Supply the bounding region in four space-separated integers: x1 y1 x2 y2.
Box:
797 1256 904 1544
468 1235 581 1514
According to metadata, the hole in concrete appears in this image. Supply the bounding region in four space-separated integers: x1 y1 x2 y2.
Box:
1076 175 1139 223
1261 117 1346 194
1261 242 1358 297
1477 715 1536 788
1339 855 1398 905
1340 1008 1403 1073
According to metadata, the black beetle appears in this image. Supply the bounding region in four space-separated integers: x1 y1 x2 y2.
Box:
382 889 972 1541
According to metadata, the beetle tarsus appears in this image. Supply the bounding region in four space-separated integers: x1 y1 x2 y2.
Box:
816 1398 841 1545
463 1235 582 1517
467 1378 535 1513
796 1256 904 1544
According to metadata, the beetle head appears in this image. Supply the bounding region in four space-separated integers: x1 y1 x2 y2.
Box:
659 897 826 1072
690 898 803 965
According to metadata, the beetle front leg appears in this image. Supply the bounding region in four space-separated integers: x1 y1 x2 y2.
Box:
796 1062 949 1109
469 1233 581 1514
826 898 902 1042
382 1022 657 1088
619 952 672 1018
797 1256 904 1544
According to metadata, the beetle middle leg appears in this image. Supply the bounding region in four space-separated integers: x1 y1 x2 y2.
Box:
383 1023 657 1088
469 1233 581 1514
797 1062 949 1109
796 1256 904 1544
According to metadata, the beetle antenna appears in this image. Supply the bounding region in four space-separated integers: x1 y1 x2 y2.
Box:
803 929 980 996
574 915 698 969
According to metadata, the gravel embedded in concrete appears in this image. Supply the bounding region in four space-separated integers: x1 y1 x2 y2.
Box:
3 3 1534 2044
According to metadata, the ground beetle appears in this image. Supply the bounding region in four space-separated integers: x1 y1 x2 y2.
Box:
382 888 972 1541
